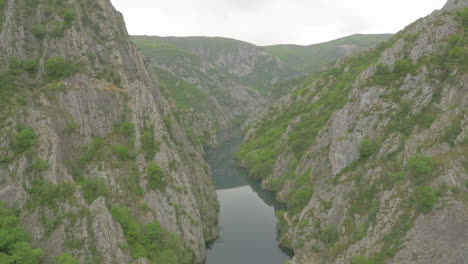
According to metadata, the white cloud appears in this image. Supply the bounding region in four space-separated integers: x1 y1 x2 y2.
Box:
110 0 446 45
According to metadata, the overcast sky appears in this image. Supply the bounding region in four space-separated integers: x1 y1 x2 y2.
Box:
110 0 446 46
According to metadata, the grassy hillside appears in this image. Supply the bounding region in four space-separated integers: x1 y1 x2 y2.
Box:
264 34 393 73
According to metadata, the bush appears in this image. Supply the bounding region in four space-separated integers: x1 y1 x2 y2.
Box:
27 181 75 208
112 144 135 160
57 253 79 264
444 118 462 146
31 25 47 39
406 153 435 183
110 207 192 263
80 177 108 204
44 57 78 80
0 203 43 263
288 187 314 213
79 137 104 164
146 162 166 190
64 122 78 134
394 59 415 75
9 57 38 75
317 225 338 246
63 9 75 25
359 137 379 159
118 121 134 137
141 128 160 160
351 256 373 264
414 186 438 213
32 158 49 171
14 127 37 153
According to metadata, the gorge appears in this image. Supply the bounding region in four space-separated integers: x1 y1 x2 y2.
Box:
0 0 466 264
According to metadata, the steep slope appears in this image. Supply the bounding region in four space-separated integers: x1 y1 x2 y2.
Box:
238 2 467 264
133 36 295 95
0 0 218 263
131 36 264 147
264 34 393 74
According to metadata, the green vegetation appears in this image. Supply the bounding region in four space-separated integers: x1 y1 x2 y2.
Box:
350 256 373 264
27 181 75 208
44 57 79 81
238 40 390 180
62 9 75 25
111 207 192 264
112 144 135 160
32 158 49 171
14 127 37 154
78 137 104 165
146 162 166 190
0 203 43 263
57 253 79 264
372 59 416 85
9 58 39 75
80 177 108 204
288 187 314 213
141 127 160 161
155 68 212 111
265 34 392 73
444 117 462 146
359 137 379 159
413 186 439 213
317 225 338 246
64 122 78 134
118 121 134 137
406 153 435 183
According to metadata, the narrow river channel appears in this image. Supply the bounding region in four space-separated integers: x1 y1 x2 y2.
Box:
205 129 291 264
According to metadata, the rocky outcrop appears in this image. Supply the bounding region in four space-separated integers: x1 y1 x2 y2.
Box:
0 0 218 263
239 2 467 264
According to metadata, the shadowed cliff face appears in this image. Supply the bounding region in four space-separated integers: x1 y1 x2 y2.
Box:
238 2 467 264
0 0 218 263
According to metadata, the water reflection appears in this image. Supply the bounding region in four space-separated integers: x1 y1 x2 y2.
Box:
205 129 290 264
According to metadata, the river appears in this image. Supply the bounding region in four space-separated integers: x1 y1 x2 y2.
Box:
205 129 291 264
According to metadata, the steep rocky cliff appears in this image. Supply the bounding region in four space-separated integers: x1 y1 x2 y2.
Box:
0 0 218 263
131 36 264 147
238 1 467 264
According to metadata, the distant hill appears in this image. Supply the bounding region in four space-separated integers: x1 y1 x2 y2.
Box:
264 34 393 73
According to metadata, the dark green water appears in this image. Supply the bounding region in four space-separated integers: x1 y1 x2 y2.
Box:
205 129 291 264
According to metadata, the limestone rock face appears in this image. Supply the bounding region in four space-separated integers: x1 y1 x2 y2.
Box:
240 2 467 263
0 0 218 263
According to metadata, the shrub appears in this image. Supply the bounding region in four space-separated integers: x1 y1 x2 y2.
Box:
118 121 134 137
414 186 438 213
44 57 78 80
406 154 435 183
27 181 75 207
9 57 38 75
32 158 49 171
14 127 37 153
79 137 104 164
444 118 462 146
141 128 160 160
394 59 415 75
146 162 166 190
80 177 108 204
57 253 79 264
288 187 314 213
31 25 47 39
110 207 192 263
359 137 379 159
317 225 338 246
63 9 75 25
112 144 135 160
64 122 78 134
351 256 373 264
0 203 43 263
